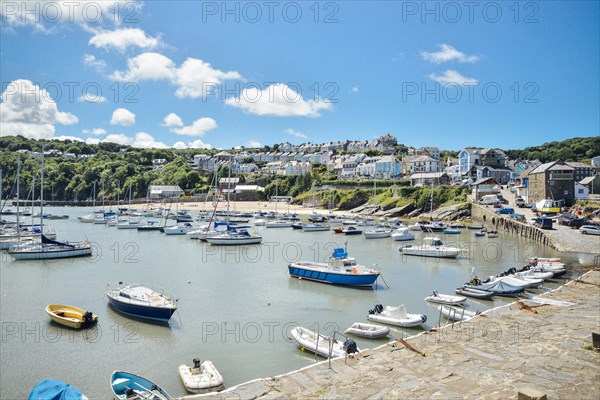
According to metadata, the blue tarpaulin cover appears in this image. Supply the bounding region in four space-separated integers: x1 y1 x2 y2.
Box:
28 379 84 400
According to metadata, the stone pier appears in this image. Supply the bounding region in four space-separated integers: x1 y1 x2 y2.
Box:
180 271 600 400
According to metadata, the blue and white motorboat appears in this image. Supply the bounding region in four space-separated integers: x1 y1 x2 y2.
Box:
288 247 379 287
110 370 172 400
106 284 178 322
29 378 87 400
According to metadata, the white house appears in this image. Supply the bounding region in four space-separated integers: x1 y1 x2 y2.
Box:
149 185 183 199
575 181 590 200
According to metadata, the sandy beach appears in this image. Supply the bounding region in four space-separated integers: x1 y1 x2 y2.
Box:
156 201 344 216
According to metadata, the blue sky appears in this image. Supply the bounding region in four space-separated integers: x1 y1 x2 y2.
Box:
1 1 598 150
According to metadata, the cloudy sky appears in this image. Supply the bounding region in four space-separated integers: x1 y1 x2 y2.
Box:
1 1 598 150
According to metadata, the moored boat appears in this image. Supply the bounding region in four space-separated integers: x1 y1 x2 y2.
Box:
367 304 427 328
29 379 88 400
290 326 358 358
106 284 178 322
46 304 98 329
362 227 392 239
302 223 330 232
391 227 415 241
342 226 362 235
205 228 263 245
455 286 494 300
399 237 461 258
178 359 224 393
344 322 390 338
438 304 479 321
110 370 172 400
424 291 466 305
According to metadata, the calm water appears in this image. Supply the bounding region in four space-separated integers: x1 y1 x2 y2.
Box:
0 207 593 399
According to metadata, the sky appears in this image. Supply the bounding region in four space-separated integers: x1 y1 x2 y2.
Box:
1 1 599 151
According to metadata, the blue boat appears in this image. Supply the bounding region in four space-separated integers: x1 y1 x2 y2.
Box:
106 284 178 322
29 378 86 400
288 248 379 288
443 229 461 234
110 371 172 400
474 232 486 237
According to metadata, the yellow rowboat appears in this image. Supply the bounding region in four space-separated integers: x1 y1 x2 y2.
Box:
46 304 98 329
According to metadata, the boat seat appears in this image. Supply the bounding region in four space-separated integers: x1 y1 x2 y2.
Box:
112 378 131 392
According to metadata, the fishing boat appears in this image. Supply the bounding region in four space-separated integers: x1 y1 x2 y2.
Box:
205 228 263 245
424 291 466 305
110 371 172 400
178 359 224 393
288 247 379 287
29 379 88 400
344 322 390 339
46 304 98 329
362 227 392 239
391 227 415 241
455 286 494 300
342 226 362 235
438 305 479 321
290 326 358 358
535 198 562 214
399 237 461 258
367 304 427 328
302 223 330 232
106 284 178 322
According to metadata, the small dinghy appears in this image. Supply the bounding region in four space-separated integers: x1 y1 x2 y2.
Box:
474 232 486 237
443 229 461 235
111 371 172 400
46 304 98 329
344 322 390 339
455 286 494 300
438 305 479 321
290 326 358 358
367 304 427 328
29 378 87 400
424 291 466 305
178 358 224 393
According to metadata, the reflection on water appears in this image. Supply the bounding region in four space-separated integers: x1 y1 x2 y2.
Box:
0 207 588 398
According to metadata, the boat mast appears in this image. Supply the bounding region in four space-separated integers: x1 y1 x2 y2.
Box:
40 145 45 237
31 173 35 227
15 157 20 238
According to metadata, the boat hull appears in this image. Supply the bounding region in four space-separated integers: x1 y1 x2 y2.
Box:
344 323 390 338
46 304 98 329
399 247 460 258
288 265 378 287
178 362 224 393
111 371 172 400
367 313 427 328
8 245 92 260
106 294 176 322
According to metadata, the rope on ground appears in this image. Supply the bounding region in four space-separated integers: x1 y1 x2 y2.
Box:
392 338 428 357
517 301 549 313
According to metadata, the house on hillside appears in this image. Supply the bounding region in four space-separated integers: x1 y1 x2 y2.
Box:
471 177 500 201
528 161 575 206
149 185 183 199
409 172 450 187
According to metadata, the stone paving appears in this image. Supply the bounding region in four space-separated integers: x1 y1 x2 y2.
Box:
181 271 600 400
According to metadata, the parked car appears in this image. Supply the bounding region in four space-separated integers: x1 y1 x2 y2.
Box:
580 225 600 235
533 217 553 229
497 208 514 215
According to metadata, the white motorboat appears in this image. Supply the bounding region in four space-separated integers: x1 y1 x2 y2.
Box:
290 326 358 358
164 223 195 235
344 323 390 339
78 214 96 223
265 220 292 228
341 219 359 225
424 291 467 305
438 305 479 321
116 220 140 229
367 304 427 328
302 224 330 232
391 227 415 241
205 229 263 245
187 225 217 240
455 286 494 300
486 275 540 288
407 222 424 231
362 227 392 239
254 219 266 226
399 237 461 258
178 359 224 393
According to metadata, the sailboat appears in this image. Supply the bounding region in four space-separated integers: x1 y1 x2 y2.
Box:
78 182 98 223
8 147 92 260
117 183 140 229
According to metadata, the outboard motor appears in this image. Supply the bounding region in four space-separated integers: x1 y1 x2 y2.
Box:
192 358 201 374
343 338 358 354
82 311 93 326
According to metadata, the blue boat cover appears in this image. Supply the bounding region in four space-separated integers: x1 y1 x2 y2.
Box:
28 379 84 400
332 248 348 259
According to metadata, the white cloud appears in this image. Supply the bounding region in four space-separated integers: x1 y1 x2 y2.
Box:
285 128 307 139
171 117 217 136
101 132 168 148
55 135 84 142
247 140 262 148
83 54 106 72
225 83 332 117
89 28 160 52
421 44 479 64
0 79 79 139
78 93 107 103
86 137 101 145
429 70 478 86
351 86 359 93
110 108 136 126
82 128 107 136
172 140 212 149
162 112 184 127
111 52 242 98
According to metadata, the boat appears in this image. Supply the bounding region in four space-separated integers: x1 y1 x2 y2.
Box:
367 304 427 328
463 278 524 296
46 304 98 329
342 226 362 235
164 222 195 235
291 222 304 229
288 247 379 287
391 227 415 241
455 286 494 300
8 235 92 260
290 326 358 358
467 225 484 230
265 220 292 228
474 232 486 237
110 371 172 400
116 220 140 229
137 221 161 231
302 223 330 232
106 284 178 322
535 198 562 214
424 291 466 305
29 379 88 400
205 228 263 245
254 219 266 226
407 222 424 231
486 230 498 238
344 322 390 339
333 227 344 234
178 359 224 393
448 222 466 229
420 222 445 232
362 227 392 239
438 305 479 321
443 229 461 235
399 237 461 258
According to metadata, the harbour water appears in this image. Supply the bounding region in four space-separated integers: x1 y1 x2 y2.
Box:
0 207 593 398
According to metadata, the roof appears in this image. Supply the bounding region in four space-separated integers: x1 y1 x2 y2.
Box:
219 177 240 184
579 176 596 185
529 161 574 174
565 162 593 169
409 172 449 179
409 155 437 163
472 177 499 186
235 185 264 191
